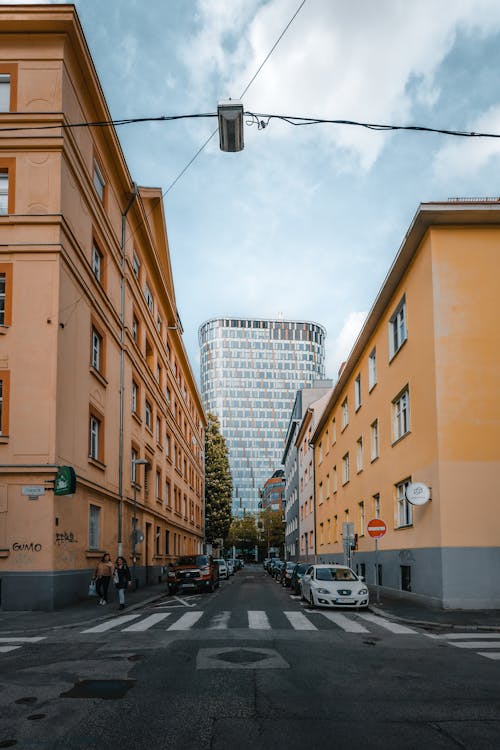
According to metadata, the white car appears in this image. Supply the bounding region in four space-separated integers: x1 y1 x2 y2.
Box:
226 559 235 576
215 559 229 580
300 564 369 609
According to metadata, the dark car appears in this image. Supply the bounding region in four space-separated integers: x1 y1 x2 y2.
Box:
290 563 309 594
280 561 297 587
273 560 286 581
168 554 219 593
268 559 282 576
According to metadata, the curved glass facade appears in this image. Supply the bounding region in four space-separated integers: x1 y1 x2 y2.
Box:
199 317 326 517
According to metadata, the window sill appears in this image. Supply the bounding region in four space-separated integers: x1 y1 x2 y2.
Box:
86 550 105 558
88 457 106 471
370 455 379 464
391 430 411 448
0 435 9 443
145 425 154 437
0 325 9 335
368 382 377 394
0 548 10 558
395 523 413 531
90 367 108 387
388 336 408 364
132 411 142 426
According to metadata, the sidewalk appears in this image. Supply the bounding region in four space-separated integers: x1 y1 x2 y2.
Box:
369 589 500 631
0 582 169 634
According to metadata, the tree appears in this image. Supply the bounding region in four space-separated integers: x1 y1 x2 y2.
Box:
258 508 285 557
226 515 258 554
204 413 232 543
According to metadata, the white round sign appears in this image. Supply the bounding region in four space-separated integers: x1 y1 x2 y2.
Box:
405 482 431 506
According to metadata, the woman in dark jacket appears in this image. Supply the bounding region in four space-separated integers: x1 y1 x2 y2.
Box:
114 556 132 610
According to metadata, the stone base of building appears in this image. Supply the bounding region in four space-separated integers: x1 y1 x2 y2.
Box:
0 565 166 611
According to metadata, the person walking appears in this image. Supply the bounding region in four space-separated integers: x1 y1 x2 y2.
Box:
94 552 113 605
114 556 132 610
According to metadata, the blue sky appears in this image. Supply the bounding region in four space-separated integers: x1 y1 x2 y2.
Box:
6 0 500 379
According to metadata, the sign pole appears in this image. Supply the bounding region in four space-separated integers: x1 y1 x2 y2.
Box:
367 518 386 605
375 538 380 603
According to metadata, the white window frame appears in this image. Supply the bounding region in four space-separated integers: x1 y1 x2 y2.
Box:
132 316 139 343
131 448 138 482
370 419 379 460
132 381 138 413
373 493 381 519
368 347 377 390
333 465 338 493
145 282 154 312
341 398 349 429
0 74 11 113
359 501 365 536
93 160 105 201
92 244 102 282
354 374 361 411
393 387 410 442
0 271 6 325
91 328 102 371
396 479 413 527
89 415 100 460
132 251 140 278
342 453 350 485
89 504 100 550
356 437 363 472
155 416 161 444
145 400 152 430
389 296 407 358
0 172 8 215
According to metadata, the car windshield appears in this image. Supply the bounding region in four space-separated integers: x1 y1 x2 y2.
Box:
294 564 308 574
286 563 295 570
215 559 226 566
315 567 357 581
175 556 208 567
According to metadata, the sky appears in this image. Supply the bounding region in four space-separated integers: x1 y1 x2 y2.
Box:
5 0 500 381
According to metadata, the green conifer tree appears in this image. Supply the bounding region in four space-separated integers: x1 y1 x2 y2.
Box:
204 413 232 543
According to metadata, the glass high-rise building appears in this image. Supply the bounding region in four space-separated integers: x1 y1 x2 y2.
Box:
199 317 326 517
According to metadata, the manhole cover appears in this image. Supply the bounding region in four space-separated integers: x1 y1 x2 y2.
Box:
216 649 268 664
60 680 136 700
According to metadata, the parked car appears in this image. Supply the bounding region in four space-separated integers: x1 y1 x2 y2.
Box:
214 558 229 580
226 559 235 576
168 555 219 593
267 559 282 576
263 558 272 571
273 560 286 581
300 564 369 609
280 561 297 587
290 563 309 594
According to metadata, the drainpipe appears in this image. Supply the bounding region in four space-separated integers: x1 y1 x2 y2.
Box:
118 183 138 557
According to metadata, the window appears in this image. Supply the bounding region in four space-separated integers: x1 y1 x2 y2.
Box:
145 400 152 430
92 243 103 283
401 565 412 592
91 326 103 372
318 441 323 463
132 315 139 344
354 375 361 411
145 282 153 312
359 501 365 536
368 348 377 390
319 482 323 505
93 160 105 201
396 479 412 527
0 264 12 327
155 416 161 444
370 419 379 460
341 398 348 429
332 418 336 445
132 381 139 414
89 412 102 461
165 481 171 506
131 448 138 482
0 371 10 435
0 74 11 112
342 453 350 485
165 433 171 458
89 504 100 550
155 525 161 556
155 471 161 500
389 296 407 358
333 465 338 493
356 437 363 472
373 493 380 519
0 172 8 215
156 314 162 333
319 522 324 546
132 251 140 278
393 387 410 442
166 387 171 406
165 529 170 554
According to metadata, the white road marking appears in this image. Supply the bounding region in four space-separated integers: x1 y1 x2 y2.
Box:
289 595 301 600
357 613 417 634
0 645 22 653
479 652 500 660
0 637 45 643
283 611 317 630
167 611 204 630
427 633 500 640
248 611 271 630
209 611 230 629
316 612 369 633
451 641 500 649
173 595 197 608
122 613 171 631
82 614 141 633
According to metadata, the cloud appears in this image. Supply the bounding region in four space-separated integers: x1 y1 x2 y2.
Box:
433 103 500 180
327 311 367 379
181 0 500 173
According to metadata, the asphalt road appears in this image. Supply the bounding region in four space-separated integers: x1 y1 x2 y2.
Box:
1 564 500 750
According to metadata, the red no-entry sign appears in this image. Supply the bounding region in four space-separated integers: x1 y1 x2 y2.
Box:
367 519 387 538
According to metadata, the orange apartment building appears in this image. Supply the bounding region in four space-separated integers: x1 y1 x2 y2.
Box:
0 5 206 609
312 201 500 609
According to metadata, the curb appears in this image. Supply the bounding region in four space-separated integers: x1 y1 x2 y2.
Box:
369 604 500 632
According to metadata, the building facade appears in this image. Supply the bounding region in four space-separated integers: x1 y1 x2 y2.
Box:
0 5 205 610
283 382 332 561
312 201 500 609
260 470 285 512
199 317 326 516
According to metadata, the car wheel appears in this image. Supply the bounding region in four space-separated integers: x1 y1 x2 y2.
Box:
309 592 315 608
207 580 214 593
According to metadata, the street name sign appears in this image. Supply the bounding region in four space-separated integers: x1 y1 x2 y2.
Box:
21 486 45 497
367 519 387 538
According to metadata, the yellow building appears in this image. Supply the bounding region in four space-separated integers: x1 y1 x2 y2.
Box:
312 201 500 609
0 5 206 609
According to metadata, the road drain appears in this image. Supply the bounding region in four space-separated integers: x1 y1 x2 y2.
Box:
60 680 136 700
216 649 268 664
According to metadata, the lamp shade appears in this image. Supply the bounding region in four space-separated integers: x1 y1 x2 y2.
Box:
217 100 244 152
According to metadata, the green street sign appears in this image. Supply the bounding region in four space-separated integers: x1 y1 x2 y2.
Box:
54 466 77 496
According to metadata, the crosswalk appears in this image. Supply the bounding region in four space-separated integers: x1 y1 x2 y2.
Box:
79 609 421 635
426 632 500 661
0 636 45 654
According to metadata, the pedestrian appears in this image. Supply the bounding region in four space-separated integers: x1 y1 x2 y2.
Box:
93 552 113 606
113 556 132 610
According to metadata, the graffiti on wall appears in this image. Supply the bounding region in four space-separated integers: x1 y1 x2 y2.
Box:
55 532 77 545
12 542 42 552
